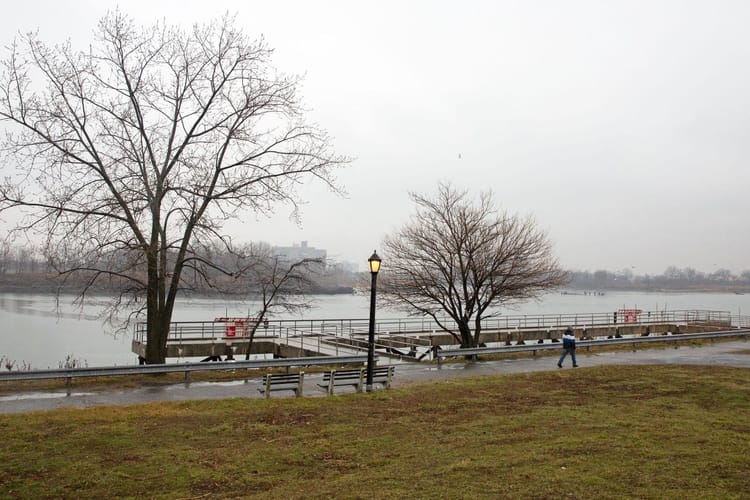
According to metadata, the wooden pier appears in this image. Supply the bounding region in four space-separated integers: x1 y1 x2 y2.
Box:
131 309 737 363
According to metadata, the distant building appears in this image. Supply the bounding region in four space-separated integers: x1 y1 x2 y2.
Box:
272 241 327 264
331 260 357 273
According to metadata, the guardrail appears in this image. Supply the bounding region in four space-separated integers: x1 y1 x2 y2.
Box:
435 329 750 365
0 355 370 385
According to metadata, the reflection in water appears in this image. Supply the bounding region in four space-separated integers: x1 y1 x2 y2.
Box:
0 296 34 315
0 391 95 401
0 295 101 320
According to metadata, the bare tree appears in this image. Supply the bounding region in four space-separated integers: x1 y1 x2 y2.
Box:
230 243 322 359
382 183 567 348
0 13 346 363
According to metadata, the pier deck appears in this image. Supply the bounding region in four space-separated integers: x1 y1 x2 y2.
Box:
131 309 740 363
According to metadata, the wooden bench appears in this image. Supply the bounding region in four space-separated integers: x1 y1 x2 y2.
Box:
258 371 304 399
317 365 395 395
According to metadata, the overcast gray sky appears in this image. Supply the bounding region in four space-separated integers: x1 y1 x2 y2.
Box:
1 0 748 274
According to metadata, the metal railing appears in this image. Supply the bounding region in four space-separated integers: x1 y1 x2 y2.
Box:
435 329 750 365
0 355 370 384
133 309 740 346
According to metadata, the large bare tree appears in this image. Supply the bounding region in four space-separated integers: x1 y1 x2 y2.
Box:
382 183 567 348
0 13 346 363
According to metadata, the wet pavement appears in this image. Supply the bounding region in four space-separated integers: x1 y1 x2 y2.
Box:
1 339 749 414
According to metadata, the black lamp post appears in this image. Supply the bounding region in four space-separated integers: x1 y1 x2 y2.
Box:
366 250 382 392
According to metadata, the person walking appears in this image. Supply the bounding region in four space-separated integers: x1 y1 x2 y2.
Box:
558 327 578 368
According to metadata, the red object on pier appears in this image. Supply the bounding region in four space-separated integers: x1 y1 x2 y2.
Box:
618 309 642 323
214 317 255 338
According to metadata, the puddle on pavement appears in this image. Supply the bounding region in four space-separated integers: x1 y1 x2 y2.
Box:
0 391 94 401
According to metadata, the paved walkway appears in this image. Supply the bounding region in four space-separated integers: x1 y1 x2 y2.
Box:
2 340 749 414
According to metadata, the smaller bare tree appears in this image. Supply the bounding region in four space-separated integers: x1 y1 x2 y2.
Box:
229 243 323 359
382 182 568 348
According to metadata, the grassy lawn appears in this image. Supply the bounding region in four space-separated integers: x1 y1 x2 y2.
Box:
1 364 749 499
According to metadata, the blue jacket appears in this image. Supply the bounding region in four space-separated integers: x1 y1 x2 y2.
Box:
562 333 576 350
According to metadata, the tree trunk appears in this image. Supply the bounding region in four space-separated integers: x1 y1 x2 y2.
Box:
145 256 169 364
145 294 165 364
244 320 262 360
458 321 473 348
472 316 483 348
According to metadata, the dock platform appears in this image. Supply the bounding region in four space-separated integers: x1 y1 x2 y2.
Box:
131 309 739 363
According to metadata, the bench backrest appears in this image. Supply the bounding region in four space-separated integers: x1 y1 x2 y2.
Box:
322 366 394 381
263 373 302 384
320 366 395 395
322 369 362 382
371 365 394 377
260 371 304 398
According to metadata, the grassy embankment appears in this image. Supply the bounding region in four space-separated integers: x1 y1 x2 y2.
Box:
1 364 749 498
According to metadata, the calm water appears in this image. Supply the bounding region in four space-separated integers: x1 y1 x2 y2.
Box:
1 291 748 369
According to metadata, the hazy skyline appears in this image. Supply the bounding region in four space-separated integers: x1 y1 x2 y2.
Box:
1 1 748 274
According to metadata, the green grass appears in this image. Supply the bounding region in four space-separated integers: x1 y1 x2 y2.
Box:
1 365 749 499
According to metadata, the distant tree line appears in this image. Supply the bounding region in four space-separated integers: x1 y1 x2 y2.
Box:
3 241 745 293
0 241 356 294
569 266 750 291
0 242 51 275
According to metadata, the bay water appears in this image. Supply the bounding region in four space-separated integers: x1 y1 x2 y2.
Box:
1 290 748 369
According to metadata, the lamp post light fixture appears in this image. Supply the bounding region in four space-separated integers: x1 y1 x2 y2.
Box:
366 250 382 392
